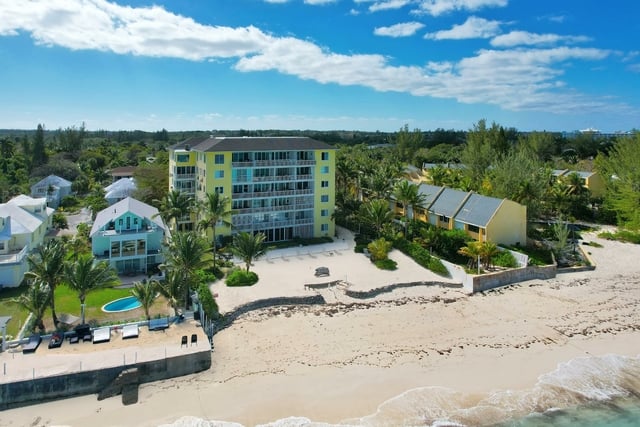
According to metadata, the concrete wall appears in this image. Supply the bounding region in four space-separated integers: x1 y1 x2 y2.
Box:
0 349 211 410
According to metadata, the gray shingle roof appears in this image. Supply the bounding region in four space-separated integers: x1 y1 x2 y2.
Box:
417 184 444 208
428 187 470 218
454 193 503 227
170 136 334 152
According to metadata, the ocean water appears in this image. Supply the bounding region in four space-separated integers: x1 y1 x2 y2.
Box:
161 353 640 427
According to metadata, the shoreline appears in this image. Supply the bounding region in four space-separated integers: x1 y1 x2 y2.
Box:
2 232 640 426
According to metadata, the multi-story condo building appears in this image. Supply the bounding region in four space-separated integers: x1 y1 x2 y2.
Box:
168 136 336 243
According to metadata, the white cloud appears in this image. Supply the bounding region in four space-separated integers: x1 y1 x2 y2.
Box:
304 0 338 4
0 0 624 116
425 16 501 40
369 0 412 12
374 21 425 37
491 31 591 47
415 0 508 16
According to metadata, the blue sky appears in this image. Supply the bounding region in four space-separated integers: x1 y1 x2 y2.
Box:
0 0 638 133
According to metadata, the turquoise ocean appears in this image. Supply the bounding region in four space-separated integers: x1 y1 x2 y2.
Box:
163 353 640 427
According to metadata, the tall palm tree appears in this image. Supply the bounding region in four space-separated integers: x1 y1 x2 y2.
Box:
153 271 185 317
393 180 427 221
130 280 157 321
197 191 231 269
10 282 51 333
359 199 394 238
457 241 483 271
154 190 194 233
161 232 210 307
24 239 66 327
230 232 268 272
63 254 119 324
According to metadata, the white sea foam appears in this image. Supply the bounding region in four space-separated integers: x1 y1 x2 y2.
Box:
159 354 640 427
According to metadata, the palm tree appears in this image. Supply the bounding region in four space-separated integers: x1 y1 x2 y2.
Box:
478 241 500 269
24 239 65 327
154 190 194 233
359 199 394 238
63 254 119 324
10 282 50 333
457 241 483 271
130 280 157 320
230 232 268 272
197 191 231 269
393 180 427 236
161 232 210 307
153 271 185 317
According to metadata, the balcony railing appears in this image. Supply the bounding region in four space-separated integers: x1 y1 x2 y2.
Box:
95 248 162 260
232 159 316 167
232 189 314 199
0 246 29 264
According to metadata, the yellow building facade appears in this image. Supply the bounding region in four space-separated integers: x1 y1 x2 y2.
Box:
169 136 336 243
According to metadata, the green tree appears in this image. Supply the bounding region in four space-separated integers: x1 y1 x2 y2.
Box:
31 124 48 168
130 280 157 320
595 133 640 229
230 231 268 272
24 239 66 327
197 191 231 269
10 282 51 333
458 241 483 271
395 124 423 164
359 199 394 238
461 119 503 191
134 162 170 206
63 254 119 324
367 238 393 262
161 232 210 307
154 190 194 233
154 271 185 316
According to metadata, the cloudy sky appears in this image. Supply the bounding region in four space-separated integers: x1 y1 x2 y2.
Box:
1 0 638 132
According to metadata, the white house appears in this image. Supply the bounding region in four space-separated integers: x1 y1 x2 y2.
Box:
104 178 137 206
0 195 54 287
30 175 72 209
90 197 169 275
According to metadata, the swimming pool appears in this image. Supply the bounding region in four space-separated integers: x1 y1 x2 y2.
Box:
102 296 142 313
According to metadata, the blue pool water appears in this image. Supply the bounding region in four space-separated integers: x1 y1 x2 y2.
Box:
102 296 142 312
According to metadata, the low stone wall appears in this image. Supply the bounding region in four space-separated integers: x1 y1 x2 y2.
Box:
0 349 211 410
469 264 557 293
344 281 461 299
216 295 326 332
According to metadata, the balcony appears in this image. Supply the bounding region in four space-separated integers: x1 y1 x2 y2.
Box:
0 246 29 265
95 248 162 260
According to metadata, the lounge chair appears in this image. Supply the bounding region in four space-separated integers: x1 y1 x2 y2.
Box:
22 334 42 354
92 327 111 344
74 324 92 342
148 317 169 331
191 334 198 346
180 335 188 348
122 324 139 339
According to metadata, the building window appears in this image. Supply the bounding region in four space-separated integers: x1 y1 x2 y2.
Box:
467 224 480 233
0 242 4 251
176 154 189 162
321 209 329 217
321 224 329 232
321 166 329 174
214 186 224 194
321 194 329 203
321 180 329 188
215 154 224 164
439 215 449 223
214 170 224 179
321 152 329 161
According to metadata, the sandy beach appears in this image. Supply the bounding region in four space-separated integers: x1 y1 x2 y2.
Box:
2 229 640 426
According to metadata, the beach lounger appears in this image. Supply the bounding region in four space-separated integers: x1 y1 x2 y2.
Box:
22 334 42 354
191 334 198 346
92 327 111 344
74 324 92 342
149 317 169 331
181 335 188 347
122 324 139 339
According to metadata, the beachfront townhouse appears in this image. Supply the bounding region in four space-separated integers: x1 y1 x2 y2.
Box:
30 175 72 209
168 136 336 243
395 182 527 246
0 195 54 287
90 197 169 275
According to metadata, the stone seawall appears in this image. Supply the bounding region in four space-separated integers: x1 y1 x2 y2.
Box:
0 348 211 410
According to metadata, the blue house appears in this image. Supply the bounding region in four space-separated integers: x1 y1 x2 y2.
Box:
89 197 169 275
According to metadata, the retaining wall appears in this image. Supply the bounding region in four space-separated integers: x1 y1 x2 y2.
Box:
0 348 211 410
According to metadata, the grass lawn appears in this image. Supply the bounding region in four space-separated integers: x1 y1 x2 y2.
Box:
0 284 173 337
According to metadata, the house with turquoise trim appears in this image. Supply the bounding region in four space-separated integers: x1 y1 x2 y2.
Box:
90 197 169 275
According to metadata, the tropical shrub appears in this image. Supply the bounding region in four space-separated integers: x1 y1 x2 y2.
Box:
367 238 392 262
196 283 219 319
492 250 518 268
375 258 397 270
225 269 258 287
